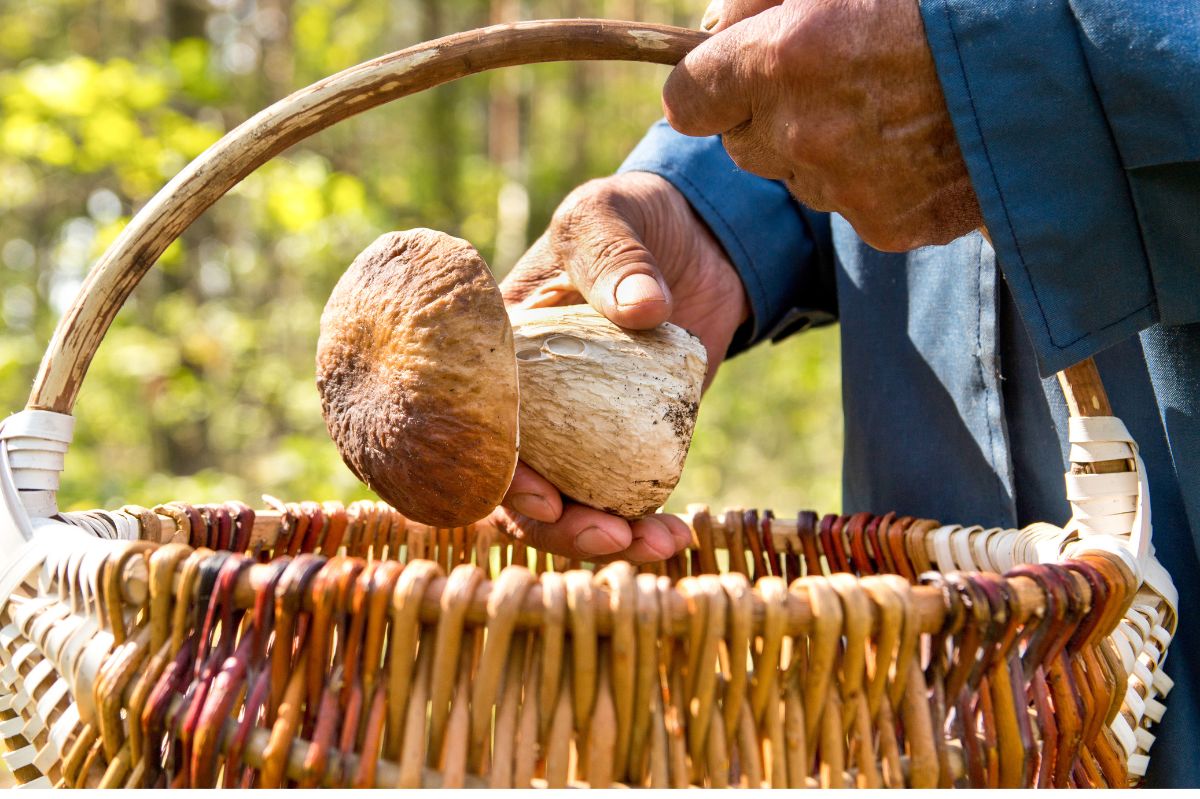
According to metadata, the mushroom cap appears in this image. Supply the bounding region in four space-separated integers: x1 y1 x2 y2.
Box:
316 229 519 527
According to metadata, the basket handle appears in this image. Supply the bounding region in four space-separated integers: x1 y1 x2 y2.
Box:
1057 359 1111 418
24 19 707 415
16 17 1154 571
24 16 1113 422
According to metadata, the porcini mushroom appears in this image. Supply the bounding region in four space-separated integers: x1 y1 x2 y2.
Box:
317 228 706 527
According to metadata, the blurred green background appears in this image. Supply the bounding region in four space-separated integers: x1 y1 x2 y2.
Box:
0 0 843 518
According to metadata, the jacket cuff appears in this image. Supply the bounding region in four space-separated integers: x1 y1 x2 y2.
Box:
618 121 834 357
919 0 1157 375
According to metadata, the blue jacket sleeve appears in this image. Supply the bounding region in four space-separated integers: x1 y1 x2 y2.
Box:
617 120 835 357
919 0 1200 375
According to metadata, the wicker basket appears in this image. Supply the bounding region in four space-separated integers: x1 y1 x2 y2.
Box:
0 19 1179 789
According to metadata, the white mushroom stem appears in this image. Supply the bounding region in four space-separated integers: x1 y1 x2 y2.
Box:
508 305 707 518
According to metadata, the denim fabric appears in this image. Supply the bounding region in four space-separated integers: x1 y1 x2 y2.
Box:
918 0 1200 375
619 125 1200 786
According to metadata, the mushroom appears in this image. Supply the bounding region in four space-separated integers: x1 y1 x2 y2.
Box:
316 228 707 527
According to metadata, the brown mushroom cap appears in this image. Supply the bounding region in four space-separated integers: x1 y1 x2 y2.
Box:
316 229 519 526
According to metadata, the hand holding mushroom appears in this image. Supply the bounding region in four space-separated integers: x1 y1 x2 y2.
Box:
317 200 737 562
494 172 750 561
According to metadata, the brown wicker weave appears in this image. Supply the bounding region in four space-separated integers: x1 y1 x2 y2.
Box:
0 19 1179 789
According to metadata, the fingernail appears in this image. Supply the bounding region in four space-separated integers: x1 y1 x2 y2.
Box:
701 1 722 30
508 492 554 522
614 273 665 309
576 526 624 557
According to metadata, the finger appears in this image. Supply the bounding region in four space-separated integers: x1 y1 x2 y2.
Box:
663 8 781 137
498 233 583 308
493 503 634 561
662 513 696 552
550 184 673 330
702 0 784 32
623 514 693 563
501 462 563 523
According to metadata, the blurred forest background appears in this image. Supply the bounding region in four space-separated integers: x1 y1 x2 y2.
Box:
0 0 843 517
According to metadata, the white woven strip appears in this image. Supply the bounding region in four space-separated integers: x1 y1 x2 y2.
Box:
972 528 999 571
1111 713 1137 758
0 631 17 674
1135 727 1157 752
1129 753 1151 778
1144 697 1166 723
11 470 60 491
33 675 69 733
1141 560 1179 631
1124 685 1146 725
1153 668 1174 696
26 604 70 651
0 641 36 687
2 437 68 454
1065 471 1138 502
35 702 79 775
5 451 65 472
42 614 86 666
1032 526 1070 563
71 630 114 725
1069 440 1133 462
1070 494 1135 518
0 410 75 526
0 412 74 443
1132 661 1155 694
987 529 1015 571
1062 415 1158 578
1 742 37 771
17 658 55 715
14 776 53 789
1070 415 1134 443
1070 511 1137 536
931 525 958 572
1118 620 1144 653
951 526 979 570
0 713 26 737
1111 626 1136 673
1126 607 1153 640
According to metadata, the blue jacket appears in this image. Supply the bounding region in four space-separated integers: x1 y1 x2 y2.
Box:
618 1 1200 785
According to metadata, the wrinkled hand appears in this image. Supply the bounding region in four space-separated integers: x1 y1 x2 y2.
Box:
666 0 982 251
492 171 749 563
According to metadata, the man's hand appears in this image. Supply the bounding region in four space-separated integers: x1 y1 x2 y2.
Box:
493 171 749 563
665 0 982 252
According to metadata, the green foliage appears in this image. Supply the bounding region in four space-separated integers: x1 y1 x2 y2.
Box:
0 0 843 519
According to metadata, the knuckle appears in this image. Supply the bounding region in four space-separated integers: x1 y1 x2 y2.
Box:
577 236 650 286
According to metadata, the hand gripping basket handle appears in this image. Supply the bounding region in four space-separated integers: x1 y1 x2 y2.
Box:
13 18 1154 576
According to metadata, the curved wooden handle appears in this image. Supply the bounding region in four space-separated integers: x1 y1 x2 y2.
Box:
25 19 708 414
26 16 1112 422
1057 358 1112 417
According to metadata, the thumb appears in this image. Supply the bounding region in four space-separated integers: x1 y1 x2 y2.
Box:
663 7 779 137
550 187 673 330
702 0 784 32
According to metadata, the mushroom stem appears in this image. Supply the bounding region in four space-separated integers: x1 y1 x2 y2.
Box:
510 305 706 518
